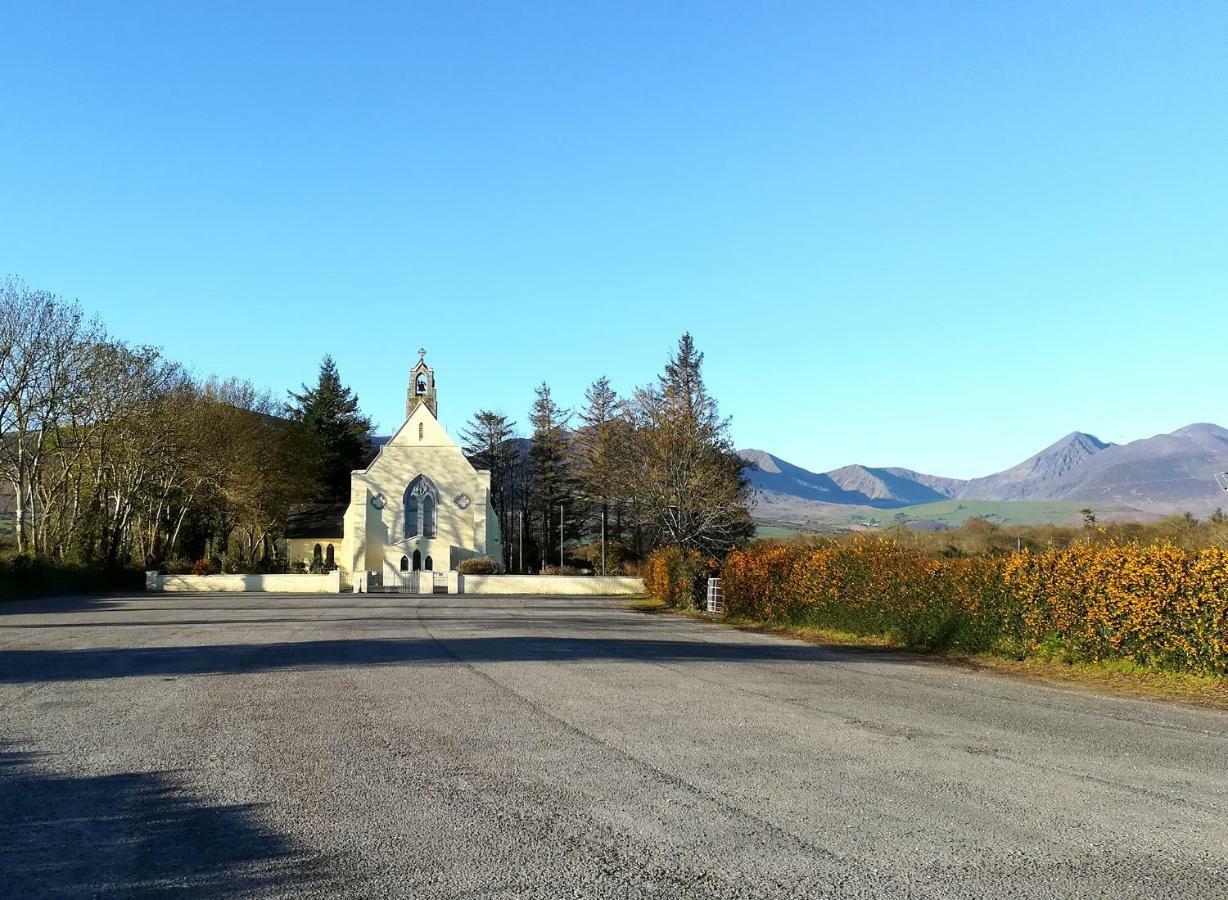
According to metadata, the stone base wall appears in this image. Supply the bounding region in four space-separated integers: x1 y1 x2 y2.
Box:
459 575 644 596
147 571 342 593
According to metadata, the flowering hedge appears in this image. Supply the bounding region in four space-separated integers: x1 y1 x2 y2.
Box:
721 540 1228 675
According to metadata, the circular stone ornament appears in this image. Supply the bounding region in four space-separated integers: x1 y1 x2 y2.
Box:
370 493 386 509
454 492 471 510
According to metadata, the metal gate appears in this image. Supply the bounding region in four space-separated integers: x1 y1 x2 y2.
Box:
359 570 449 594
706 577 725 615
365 571 417 594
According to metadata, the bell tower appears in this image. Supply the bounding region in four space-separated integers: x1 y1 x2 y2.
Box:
406 348 437 419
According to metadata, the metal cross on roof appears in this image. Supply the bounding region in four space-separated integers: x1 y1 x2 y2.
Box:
417 347 427 362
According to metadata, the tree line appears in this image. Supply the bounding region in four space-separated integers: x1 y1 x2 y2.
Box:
462 333 754 574
0 277 369 573
2 276 753 576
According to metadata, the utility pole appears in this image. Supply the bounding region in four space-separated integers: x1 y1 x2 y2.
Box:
518 509 523 574
601 506 607 576
559 503 564 569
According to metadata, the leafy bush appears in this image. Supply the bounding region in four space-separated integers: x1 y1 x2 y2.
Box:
163 558 193 575
458 556 501 575
569 541 627 575
722 538 1228 674
643 547 718 609
190 557 221 576
540 565 583 576
0 555 143 600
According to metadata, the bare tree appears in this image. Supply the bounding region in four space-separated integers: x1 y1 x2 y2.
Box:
0 278 103 555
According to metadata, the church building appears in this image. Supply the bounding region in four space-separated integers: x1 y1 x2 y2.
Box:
286 351 502 584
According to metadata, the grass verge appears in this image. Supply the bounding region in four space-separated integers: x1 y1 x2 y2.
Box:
629 598 1228 711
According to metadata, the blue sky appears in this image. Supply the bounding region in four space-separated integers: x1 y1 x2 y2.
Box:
2 2 1225 478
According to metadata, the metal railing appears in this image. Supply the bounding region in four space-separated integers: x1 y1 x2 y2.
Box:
365 571 424 594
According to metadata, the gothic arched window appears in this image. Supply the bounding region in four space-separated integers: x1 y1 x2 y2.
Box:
416 374 427 395
403 475 438 539
313 544 322 564
400 555 409 572
422 494 436 538
425 555 434 571
325 544 334 568
405 492 418 539
412 549 422 571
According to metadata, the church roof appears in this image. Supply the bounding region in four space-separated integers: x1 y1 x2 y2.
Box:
285 503 346 539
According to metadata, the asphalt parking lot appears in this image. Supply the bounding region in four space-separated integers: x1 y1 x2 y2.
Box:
1 592 1225 898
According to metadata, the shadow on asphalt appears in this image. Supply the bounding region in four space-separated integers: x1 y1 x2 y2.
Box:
0 636 907 683
0 748 330 897
4 615 650 629
0 595 136 614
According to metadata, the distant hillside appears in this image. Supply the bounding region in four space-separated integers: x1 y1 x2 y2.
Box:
826 465 966 505
1041 423 1228 510
741 422 1228 529
958 432 1111 501
739 450 961 510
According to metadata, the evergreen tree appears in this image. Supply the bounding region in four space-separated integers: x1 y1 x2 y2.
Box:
630 333 752 556
528 382 574 570
575 376 632 572
286 355 372 502
461 410 519 570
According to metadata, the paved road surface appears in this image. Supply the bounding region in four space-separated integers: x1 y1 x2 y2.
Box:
0 593 1224 898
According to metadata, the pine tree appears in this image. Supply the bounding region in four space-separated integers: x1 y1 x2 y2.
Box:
575 377 632 572
528 382 574 569
286 355 372 502
461 410 519 570
630 333 752 556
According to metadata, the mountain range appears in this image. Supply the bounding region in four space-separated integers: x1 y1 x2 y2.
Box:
741 423 1228 529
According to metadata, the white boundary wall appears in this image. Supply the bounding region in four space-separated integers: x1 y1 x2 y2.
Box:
459 575 644 595
148 571 342 593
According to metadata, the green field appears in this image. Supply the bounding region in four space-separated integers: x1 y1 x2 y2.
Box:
754 524 819 539
843 500 1145 529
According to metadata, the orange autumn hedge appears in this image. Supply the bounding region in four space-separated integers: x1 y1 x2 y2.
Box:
719 540 1228 675
643 547 720 609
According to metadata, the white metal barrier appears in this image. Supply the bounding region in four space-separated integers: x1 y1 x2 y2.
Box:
366 571 426 594
706 577 725 615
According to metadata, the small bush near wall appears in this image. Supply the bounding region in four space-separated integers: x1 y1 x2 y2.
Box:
722 539 1228 675
458 556 501 575
191 557 221 576
643 547 717 610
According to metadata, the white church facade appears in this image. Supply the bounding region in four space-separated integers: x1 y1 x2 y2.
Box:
286 352 501 585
